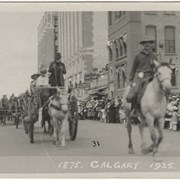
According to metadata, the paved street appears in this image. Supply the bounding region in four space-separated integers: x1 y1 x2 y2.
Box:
0 119 180 175
0 119 180 157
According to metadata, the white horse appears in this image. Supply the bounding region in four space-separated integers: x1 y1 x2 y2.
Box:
48 88 69 146
123 61 172 156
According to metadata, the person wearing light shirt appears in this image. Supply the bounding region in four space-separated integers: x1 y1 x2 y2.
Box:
36 64 50 108
36 72 50 87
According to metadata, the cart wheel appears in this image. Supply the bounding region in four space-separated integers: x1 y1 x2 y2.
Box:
69 111 78 141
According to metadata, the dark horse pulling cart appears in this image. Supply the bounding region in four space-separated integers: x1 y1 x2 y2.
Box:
23 86 79 144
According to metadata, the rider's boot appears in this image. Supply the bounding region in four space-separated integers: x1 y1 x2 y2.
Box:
130 99 143 124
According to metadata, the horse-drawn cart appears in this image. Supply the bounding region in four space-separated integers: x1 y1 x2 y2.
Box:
24 86 79 144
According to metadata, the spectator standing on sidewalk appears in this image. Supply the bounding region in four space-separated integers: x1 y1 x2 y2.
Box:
105 98 111 123
108 99 116 123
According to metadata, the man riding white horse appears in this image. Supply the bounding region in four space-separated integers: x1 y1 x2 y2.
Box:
126 36 158 120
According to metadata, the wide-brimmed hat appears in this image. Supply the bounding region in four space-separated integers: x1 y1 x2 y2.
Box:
139 36 155 44
39 64 47 73
31 73 40 80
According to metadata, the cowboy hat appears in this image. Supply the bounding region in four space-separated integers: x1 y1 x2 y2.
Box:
31 73 40 80
139 36 155 44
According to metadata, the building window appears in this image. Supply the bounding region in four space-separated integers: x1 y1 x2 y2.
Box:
122 11 126 15
115 11 126 21
123 39 127 55
165 26 175 53
114 41 119 58
119 38 124 56
171 68 176 86
108 46 113 62
115 11 122 21
108 12 112 26
145 25 157 52
117 71 120 89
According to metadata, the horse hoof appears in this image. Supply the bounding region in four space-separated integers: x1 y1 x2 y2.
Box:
129 148 135 154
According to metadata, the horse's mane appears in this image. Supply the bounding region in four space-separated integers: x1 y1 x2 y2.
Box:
157 61 171 70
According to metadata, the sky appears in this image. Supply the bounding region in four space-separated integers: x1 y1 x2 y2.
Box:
0 12 43 98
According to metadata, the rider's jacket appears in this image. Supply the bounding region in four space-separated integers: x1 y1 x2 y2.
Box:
129 50 157 83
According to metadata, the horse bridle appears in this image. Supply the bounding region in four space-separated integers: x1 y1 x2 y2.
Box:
55 93 69 107
155 72 171 94
158 77 171 84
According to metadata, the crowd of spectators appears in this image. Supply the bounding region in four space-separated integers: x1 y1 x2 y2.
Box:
78 96 126 124
78 94 180 131
165 95 180 131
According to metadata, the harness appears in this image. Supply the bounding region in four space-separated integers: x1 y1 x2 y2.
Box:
50 103 62 111
154 75 171 97
49 94 68 113
154 65 172 96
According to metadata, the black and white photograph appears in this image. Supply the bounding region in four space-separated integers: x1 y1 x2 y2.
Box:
0 2 180 179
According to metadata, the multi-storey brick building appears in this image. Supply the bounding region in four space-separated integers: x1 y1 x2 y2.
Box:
38 12 58 71
107 11 180 98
